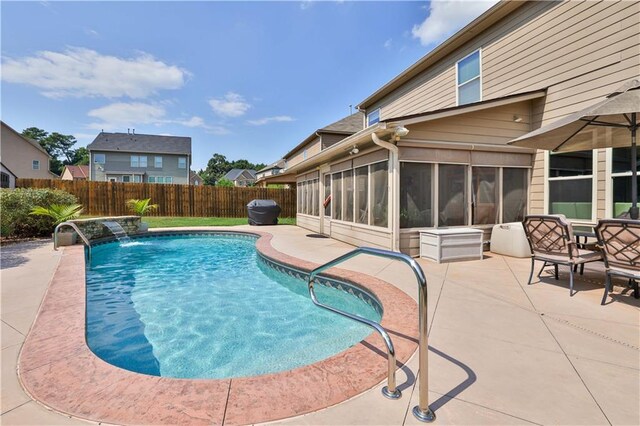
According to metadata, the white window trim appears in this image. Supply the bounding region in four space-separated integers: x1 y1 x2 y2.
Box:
455 48 482 106
155 156 163 168
32 160 40 170
545 150 598 223
94 154 106 164
178 157 187 169
367 108 381 127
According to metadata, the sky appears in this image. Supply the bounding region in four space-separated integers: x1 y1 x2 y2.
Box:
1 0 498 171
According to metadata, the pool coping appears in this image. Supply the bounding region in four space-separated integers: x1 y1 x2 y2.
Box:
17 230 419 425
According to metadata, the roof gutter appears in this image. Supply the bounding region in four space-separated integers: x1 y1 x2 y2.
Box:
371 130 402 252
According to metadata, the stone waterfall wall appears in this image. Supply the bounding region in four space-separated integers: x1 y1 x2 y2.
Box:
70 216 141 240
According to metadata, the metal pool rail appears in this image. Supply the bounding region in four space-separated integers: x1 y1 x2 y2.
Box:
307 247 436 422
53 221 92 260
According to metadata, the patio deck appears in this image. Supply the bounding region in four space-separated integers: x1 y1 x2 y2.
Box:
1 225 638 425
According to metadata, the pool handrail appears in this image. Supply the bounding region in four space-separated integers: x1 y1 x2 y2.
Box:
53 221 91 260
307 247 435 421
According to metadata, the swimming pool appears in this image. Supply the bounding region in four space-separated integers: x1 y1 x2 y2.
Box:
86 233 382 379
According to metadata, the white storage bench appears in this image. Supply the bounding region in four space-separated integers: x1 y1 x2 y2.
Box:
420 228 484 263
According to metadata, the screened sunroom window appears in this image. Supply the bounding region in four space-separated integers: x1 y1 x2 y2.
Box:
344 170 354 222
457 50 481 105
438 164 467 226
472 167 498 225
400 162 433 228
355 166 368 224
371 162 388 227
548 151 593 220
324 174 331 217
332 173 343 221
502 168 528 222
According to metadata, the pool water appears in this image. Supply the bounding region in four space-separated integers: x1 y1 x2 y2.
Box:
86 234 381 379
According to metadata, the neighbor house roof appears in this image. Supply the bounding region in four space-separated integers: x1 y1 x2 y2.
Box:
63 165 89 179
283 112 364 159
87 132 191 155
258 159 286 173
223 169 257 181
190 170 203 183
357 0 525 109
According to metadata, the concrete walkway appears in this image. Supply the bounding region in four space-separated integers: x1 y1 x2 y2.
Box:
1 226 639 425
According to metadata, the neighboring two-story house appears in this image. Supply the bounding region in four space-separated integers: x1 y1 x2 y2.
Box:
1 121 57 187
276 0 639 254
256 112 364 192
222 169 257 187
255 159 286 187
87 132 192 184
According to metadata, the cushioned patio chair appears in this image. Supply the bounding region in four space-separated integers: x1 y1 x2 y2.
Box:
595 219 640 305
523 215 603 296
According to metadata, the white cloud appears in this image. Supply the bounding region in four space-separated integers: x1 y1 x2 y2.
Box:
87 103 231 135
87 102 166 130
208 92 251 117
412 0 499 46
300 1 314 10
384 39 393 49
247 115 295 126
1 47 188 99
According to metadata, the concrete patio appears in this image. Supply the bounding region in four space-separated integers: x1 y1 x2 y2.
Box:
1 225 639 425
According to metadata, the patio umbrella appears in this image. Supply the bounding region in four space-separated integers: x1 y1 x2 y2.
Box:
509 79 640 219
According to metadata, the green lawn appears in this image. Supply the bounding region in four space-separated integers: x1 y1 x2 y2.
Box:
142 216 296 228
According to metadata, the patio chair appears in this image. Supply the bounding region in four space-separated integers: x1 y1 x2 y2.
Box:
594 219 640 305
523 215 603 296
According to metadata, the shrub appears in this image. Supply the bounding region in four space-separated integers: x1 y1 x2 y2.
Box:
30 204 83 224
216 177 234 187
126 198 158 216
0 188 79 238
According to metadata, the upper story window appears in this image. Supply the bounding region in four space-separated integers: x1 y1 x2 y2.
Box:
131 155 147 168
178 157 187 169
367 109 380 126
32 160 40 170
155 156 163 168
303 150 308 160
94 154 106 164
457 50 481 105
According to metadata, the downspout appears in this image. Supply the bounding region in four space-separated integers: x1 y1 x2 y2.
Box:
372 132 400 252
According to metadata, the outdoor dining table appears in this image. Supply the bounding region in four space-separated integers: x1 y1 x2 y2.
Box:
572 226 599 274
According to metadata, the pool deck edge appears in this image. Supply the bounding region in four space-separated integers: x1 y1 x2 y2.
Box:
17 230 419 426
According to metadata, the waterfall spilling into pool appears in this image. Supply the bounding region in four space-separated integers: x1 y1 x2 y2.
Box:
101 221 131 244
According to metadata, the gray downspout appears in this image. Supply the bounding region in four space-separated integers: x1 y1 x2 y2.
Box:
372 132 400 252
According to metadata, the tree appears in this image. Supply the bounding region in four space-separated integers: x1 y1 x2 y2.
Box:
68 147 89 165
201 153 267 185
21 127 87 175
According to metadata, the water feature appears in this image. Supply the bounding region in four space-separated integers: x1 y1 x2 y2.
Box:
101 221 132 244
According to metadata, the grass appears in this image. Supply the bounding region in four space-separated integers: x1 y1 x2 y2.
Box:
141 216 296 228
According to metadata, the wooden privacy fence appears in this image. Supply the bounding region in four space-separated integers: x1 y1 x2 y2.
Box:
16 179 297 218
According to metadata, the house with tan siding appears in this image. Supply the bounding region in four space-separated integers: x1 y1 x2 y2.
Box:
1 121 57 185
276 0 639 254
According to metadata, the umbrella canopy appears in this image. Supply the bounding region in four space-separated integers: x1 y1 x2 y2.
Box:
509 79 639 152
509 79 640 219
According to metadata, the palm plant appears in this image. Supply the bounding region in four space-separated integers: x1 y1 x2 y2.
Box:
30 204 83 225
126 198 158 216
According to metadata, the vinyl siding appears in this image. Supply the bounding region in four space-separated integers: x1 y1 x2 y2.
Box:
297 214 321 233
404 101 533 145
329 221 392 250
287 137 321 168
369 1 640 125
91 151 189 184
0 124 53 179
